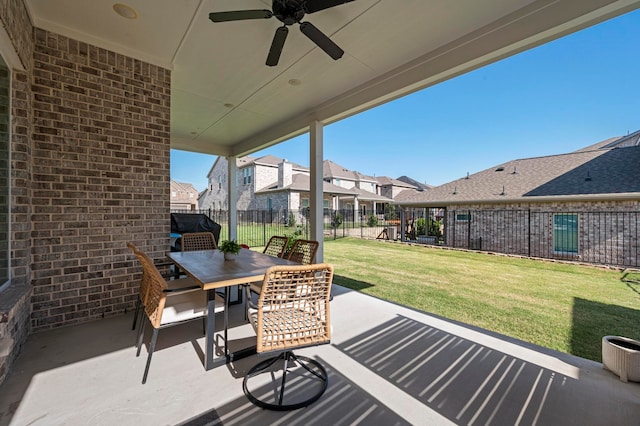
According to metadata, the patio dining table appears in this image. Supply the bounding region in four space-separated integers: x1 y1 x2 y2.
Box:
167 248 297 370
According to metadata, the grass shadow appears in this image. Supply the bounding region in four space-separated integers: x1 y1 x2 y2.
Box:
621 270 640 297
571 297 640 361
333 274 375 291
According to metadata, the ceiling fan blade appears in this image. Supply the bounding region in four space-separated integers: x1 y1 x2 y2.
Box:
209 10 272 23
266 27 289 67
299 22 344 60
304 0 356 14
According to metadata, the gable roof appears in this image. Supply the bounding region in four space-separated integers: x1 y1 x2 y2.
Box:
396 136 640 206
256 173 393 203
323 160 376 182
256 173 358 196
396 176 433 191
377 176 419 189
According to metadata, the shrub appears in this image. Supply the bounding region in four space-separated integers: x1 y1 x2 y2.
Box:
384 205 398 221
331 212 343 228
367 214 378 227
429 218 442 237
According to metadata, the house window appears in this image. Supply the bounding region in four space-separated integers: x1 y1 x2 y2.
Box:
553 213 579 254
242 168 252 185
0 54 9 289
334 178 341 185
301 199 309 208
218 175 222 189
268 198 272 210
455 213 471 222
323 199 329 209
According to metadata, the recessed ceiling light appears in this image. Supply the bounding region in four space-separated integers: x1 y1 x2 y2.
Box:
113 3 138 19
288 79 302 86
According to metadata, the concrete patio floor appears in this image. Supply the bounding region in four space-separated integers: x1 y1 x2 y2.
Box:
1 285 639 425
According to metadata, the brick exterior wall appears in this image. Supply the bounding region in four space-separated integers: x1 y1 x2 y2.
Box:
30 29 171 330
0 0 34 385
200 157 229 211
444 200 640 267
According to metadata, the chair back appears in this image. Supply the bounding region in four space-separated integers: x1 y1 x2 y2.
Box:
127 242 150 297
286 239 319 264
263 235 289 258
254 263 333 353
181 232 217 251
127 243 168 328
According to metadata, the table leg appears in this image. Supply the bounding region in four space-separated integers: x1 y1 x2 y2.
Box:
204 289 225 371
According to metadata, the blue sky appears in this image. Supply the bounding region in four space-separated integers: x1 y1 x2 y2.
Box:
171 9 640 192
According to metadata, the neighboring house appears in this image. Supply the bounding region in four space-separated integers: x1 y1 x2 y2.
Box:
198 156 419 217
323 160 403 215
377 176 424 199
395 131 640 267
170 181 199 210
199 155 309 211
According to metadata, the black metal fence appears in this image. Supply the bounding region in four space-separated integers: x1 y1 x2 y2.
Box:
442 208 640 268
171 208 640 268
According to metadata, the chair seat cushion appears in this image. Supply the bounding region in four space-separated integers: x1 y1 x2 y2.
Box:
161 292 224 325
247 306 329 351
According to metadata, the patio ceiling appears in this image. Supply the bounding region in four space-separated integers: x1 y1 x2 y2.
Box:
25 0 640 158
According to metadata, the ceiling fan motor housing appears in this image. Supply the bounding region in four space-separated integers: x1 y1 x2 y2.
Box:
273 0 306 25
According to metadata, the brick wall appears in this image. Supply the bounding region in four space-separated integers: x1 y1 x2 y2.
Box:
444 200 640 267
0 0 34 385
200 157 229 211
30 29 171 331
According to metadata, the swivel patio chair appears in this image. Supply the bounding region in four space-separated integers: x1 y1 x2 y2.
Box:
130 244 225 384
127 242 201 331
243 263 334 410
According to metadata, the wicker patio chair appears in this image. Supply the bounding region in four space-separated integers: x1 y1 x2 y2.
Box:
127 242 201 331
243 263 334 410
130 244 224 384
245 236 290 318
286 239 319 264
181 231 243 305
181 232 218 251
246 236 289 294
263 235 289 258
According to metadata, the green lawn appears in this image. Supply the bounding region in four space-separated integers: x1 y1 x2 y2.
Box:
323 237 640 362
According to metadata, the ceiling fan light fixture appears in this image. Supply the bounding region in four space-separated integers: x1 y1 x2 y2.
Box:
209 0 353 66
113 3 138 19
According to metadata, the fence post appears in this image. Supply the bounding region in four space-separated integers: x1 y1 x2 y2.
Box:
528 209 531 257
467 210 471 249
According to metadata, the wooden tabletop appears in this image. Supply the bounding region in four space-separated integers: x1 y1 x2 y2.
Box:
168 248 297 290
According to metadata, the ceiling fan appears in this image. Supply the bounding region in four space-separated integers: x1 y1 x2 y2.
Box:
209 0 355 66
